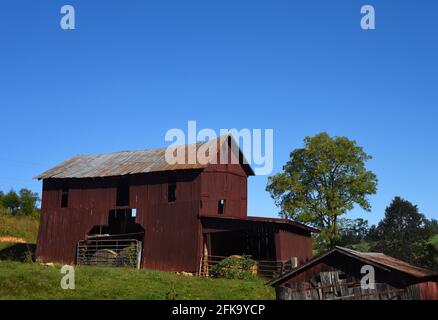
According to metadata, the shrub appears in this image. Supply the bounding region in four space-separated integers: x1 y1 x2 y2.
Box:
117 244 138 267
24 248 34 264
210 255 256 280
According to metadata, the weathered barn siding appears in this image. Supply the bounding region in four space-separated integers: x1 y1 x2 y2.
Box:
275 228 313 264
200 164 248 217
36 178 117 264
130 170 202 272
418 281 438 300
36 171 204 272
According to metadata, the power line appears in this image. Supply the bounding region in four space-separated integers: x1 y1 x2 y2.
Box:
0 177 40 185
0 158 45 167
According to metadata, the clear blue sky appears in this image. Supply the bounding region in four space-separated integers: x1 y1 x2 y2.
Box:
0 0 437 225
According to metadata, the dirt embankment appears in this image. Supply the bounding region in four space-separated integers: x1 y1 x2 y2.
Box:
0 236 26 243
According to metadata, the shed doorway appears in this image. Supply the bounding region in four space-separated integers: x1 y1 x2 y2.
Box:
200 228 284 278
205 228 276 261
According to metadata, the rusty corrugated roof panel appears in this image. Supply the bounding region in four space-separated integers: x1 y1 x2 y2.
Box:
35 135 255 179
340 247 436 278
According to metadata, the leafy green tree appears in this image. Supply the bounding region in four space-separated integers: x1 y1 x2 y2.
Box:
371 238 437 270
338 218 370 246
0 191 5 215
369 197 437 269
365 224 380 242
424 219 438 237
2 189 21 215
266 133 377 249
375 197 431 242
18 188 40 216
0 191 4 207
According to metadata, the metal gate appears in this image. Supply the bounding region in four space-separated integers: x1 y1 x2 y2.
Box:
76 239 142 269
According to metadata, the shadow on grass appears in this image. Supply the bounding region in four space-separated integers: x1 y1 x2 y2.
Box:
0 243 36 262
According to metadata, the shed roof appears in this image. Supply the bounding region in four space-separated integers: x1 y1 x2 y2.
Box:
200 214 319 233
335 247 437 278
35 135 254 179
268 246 438 286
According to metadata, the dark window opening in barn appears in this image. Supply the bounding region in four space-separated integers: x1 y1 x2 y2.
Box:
88 208 144 241
218 199 226 214
108 209 135 234
168 183 176 203
116 179 130 207
61 185 69 208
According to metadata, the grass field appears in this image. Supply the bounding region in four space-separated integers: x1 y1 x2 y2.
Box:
0 211 39 256
0 211 39 243
0 260 275 300
0 212 274 300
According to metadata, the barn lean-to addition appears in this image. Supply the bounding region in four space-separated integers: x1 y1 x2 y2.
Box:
35 135 317 275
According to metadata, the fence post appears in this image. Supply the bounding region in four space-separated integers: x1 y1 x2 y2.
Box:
136 241 142 269
290 257 298 269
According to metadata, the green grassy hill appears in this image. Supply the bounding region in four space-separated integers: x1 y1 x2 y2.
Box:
0 261 274 300
0 211 274 300
0 210 39 252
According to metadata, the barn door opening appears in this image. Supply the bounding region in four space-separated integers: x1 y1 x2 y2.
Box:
87 208 144 241
83 208 145 268
108 208 136 235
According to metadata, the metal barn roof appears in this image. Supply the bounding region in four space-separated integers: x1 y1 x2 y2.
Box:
200 214 320 233
35 135 254 180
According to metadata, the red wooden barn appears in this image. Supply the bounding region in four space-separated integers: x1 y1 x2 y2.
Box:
35 135 317 274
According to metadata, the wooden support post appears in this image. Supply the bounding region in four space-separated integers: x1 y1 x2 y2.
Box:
201 233 211 277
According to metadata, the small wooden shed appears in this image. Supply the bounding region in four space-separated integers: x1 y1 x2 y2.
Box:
268 246 438 300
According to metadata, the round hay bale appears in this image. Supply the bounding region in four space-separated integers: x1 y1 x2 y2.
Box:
90 249 118 266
